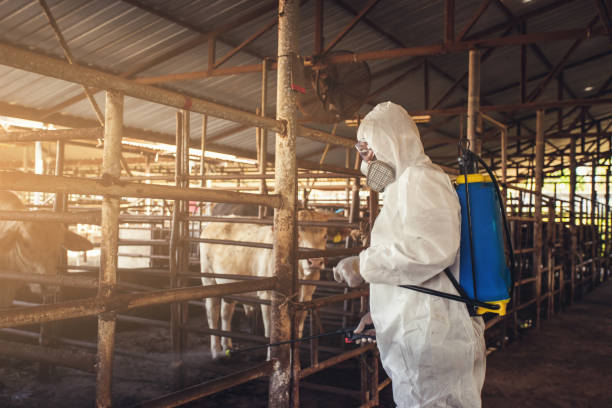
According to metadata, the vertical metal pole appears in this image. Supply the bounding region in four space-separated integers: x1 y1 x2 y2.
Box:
180 109 190 381
34 141 44 204
270 1 299 406
591 157 597 287
170 112 184 389
145 155 152 215
547 200 555 319
54 141 66 211
345 148 351 213
579 198 585 292
201 114 207 188
260 59 269 219
501 128 508 203
96 91 123 408
467 49 480 155
534 110 544 329
606 167 610 280
569 136 577 303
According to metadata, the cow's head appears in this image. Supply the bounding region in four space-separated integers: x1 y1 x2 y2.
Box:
297 210 331 277
12 221 94 276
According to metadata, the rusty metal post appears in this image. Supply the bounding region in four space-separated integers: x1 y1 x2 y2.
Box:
181 109 190 349
606 167 610 279
467 49 480 155
501 127 508 204
96 91 123 407
201 114 207 187
591 160 597 287
534 110 544 329
547 199 555 319
34 140 44 204
259 59 269 219
170 111 184 388
270 1 299 406
178 109 191 383
569 136 577 303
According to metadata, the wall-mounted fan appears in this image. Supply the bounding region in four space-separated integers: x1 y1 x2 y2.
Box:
297 51 371 124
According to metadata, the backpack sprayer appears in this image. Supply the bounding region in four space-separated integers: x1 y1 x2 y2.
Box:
400 139 515 316
225 324 375 357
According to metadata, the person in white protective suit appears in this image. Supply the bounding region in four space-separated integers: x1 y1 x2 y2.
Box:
333 102 486 407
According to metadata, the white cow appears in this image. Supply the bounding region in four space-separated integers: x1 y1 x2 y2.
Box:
0 191 94 309
200 209 332 359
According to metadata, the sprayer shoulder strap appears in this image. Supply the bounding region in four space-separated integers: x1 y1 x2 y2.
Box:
442 268 469 299
399 268 484 315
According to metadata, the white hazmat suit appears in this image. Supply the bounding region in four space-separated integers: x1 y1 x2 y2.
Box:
358 102 486 407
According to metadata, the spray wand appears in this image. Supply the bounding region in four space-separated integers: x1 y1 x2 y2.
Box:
225 324 375 357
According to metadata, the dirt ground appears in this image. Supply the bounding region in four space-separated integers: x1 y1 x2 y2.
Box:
1 282 611 407
483 281 612 408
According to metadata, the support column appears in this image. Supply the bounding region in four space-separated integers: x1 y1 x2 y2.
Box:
591 159 598 287
467 49 480 155
547 200 556 319
170 111 187 389
270 1 299 406
260 58 269 219
501 127 508 203
606 167 610 279
179 109 191 385
34 141 44 204
96 91 123 407
534 110 544 329
569 136 577 304
200 114 207 187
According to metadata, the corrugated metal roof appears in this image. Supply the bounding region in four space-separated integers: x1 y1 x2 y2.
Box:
0 0 609 170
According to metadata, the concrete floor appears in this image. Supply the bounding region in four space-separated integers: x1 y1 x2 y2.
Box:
483 281 612 407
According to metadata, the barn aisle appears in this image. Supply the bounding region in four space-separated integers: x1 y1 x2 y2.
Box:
483 282 612 407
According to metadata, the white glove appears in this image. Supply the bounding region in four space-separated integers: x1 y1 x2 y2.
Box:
333 256 365 287
354 312 376 344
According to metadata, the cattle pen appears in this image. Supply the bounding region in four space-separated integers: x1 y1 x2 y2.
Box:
0 1 611 407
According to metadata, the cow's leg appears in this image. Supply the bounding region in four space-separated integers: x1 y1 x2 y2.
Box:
220 299 236 353
260 304 271 338
205 296 223 359
260 302 272 360
296 310 308 339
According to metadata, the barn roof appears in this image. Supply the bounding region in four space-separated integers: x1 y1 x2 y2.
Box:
0 0 610 176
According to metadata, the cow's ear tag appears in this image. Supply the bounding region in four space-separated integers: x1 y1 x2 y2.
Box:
333 233 342 243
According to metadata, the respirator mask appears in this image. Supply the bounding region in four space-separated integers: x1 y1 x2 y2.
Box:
356 141 395 193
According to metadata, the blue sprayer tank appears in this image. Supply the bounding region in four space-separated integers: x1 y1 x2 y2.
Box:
456 174 512 315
